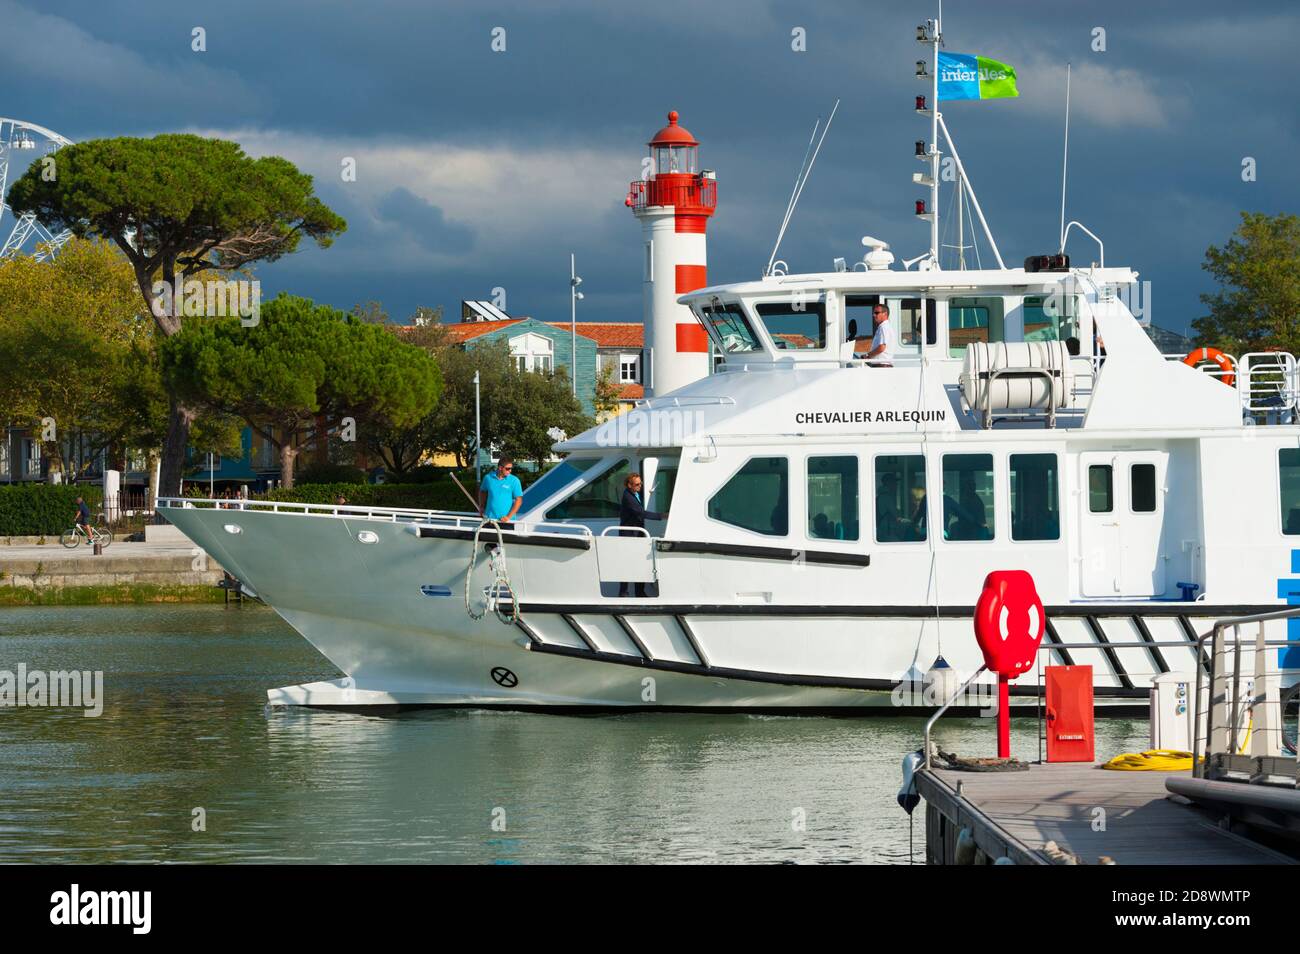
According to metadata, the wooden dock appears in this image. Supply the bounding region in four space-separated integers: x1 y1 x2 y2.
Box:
916 761 1296 865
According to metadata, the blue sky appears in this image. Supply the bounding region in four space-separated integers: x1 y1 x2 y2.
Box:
4 0 1297 335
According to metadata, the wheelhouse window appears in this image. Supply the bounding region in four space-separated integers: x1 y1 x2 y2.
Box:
698 301 761 355
755 300 826 351
875 455 927 542
1023 293 1078 344
520 457 599 514
948 296 1006 358
940 454 994 541
708 456 788 536
545 459 630 520
843 295 933 352
1010 453 1060 541
1131 463 1157 513
1280 449 1300 534
1088 464 1114 513
807 456 859 541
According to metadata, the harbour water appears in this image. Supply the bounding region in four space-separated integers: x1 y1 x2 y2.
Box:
0 606 1148 864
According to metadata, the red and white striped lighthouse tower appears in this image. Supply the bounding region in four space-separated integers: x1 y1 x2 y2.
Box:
625 110 716 396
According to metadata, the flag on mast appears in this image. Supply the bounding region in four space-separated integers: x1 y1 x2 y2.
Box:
937 52 1018 101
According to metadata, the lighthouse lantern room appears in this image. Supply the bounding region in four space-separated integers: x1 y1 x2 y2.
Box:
626 110 717 396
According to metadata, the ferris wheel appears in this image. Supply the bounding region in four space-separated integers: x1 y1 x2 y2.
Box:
0 117 74 261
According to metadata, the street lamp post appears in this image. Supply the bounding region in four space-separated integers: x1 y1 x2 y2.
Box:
569 253 583 398
473 370 482 485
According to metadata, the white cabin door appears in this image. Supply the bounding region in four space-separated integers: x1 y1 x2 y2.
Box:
1079 452 1168 597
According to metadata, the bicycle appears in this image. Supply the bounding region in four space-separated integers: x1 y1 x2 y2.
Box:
60 514 113 549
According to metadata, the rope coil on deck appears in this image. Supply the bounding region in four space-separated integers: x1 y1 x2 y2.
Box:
465 519 520 625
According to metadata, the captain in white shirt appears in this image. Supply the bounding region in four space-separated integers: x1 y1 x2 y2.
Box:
864 303 894 367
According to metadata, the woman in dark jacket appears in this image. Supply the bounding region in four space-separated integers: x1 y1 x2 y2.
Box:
618 473 665 597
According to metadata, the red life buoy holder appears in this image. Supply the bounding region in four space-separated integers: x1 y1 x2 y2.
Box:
1182 347 1235 387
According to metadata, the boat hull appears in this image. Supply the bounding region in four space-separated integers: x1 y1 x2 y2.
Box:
161 504 1283 712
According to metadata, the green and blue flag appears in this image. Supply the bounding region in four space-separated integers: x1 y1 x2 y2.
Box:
937 52 1018 101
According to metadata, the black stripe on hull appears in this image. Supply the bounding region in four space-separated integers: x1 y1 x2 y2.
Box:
518 631 1150 701
519 602 1280 618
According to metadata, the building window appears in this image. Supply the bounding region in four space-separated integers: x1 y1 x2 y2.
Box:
619 354 640 383
508 332 555 374
1281 450 1300 534
875 455 927 542
1010 453 1060 541
1088 464 1113 513
941 454 994 541
808 456 858 541
708 456 788 536
0 439 8 477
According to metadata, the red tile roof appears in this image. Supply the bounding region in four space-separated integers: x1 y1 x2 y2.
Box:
399 319 645 349
617 383 644 401
543 322 643 348
438 319 525 342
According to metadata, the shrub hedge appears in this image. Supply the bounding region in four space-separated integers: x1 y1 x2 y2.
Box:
0 484 104 536
262 481 472 511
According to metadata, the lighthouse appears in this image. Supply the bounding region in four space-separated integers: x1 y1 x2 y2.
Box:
625 111 716 396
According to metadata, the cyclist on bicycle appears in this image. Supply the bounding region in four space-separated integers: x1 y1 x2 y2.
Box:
74 496 91 539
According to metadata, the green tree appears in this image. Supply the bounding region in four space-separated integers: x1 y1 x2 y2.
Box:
593 365 623 419
5 134 346 495
159 294 441 488
1193 212 1300 354
497 366 594 463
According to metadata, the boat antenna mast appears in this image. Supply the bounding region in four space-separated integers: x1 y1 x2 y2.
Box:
914 7 942 266
764 99 840 277
913 3 1005 270
1058 62 1072 248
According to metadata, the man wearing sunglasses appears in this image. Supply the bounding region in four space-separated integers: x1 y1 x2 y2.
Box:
478 455 523 523
864 302 894 367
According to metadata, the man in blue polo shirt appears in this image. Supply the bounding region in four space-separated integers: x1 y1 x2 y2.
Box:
478 455 523 522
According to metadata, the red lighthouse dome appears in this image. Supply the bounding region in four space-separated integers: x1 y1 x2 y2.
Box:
649 110 698 147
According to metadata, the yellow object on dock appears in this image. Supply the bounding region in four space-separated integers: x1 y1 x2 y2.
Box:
1101 749 1196 771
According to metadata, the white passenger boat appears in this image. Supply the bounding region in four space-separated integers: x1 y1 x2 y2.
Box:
161 16 1300 712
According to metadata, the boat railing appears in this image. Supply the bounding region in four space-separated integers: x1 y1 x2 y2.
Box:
1164 350 1300 421
1191 606 1300 784
155 496 595 540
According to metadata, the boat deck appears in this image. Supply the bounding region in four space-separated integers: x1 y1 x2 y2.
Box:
915 761 1296 865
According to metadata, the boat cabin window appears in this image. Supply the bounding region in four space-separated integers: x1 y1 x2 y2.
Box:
807 455 859 541
756 300 826 351
1010 453 1060 541
1023 293 1078 343
649 457 678 513
940 454 994 541
708 456 788 536
1088 464 1114 513
545 458 631 520
875 455 927 542
844 295 935 352
699 301 761 355
1279 449 1300 534
1130 463 1157 513
948 296 1005 358
519 457 600 514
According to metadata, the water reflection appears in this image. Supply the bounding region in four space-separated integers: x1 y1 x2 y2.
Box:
0 606 1148 863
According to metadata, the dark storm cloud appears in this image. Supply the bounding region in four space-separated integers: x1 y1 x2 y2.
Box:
374 187 475 254
4 0 1298 334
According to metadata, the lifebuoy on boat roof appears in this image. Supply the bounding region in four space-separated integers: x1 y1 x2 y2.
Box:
1182 347 1236 387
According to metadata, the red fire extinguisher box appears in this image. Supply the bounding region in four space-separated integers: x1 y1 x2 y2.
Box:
1045 665 1095 763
